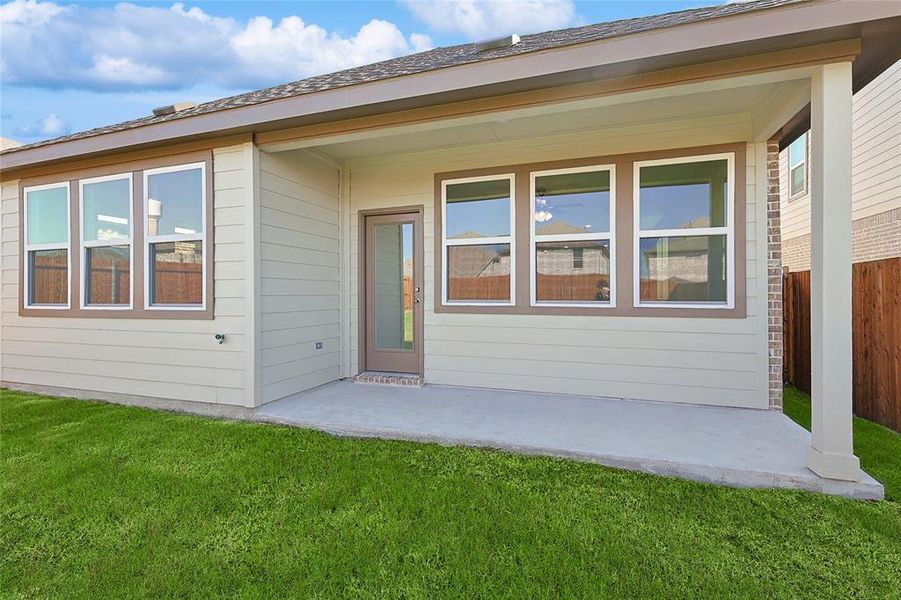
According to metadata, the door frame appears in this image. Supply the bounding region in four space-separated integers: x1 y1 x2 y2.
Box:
357 205 425 375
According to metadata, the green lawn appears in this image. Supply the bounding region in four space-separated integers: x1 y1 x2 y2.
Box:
403 308 413 349
2 389 900 598
783 386 901 502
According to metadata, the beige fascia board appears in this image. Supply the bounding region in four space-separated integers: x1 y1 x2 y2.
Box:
2 0 896 172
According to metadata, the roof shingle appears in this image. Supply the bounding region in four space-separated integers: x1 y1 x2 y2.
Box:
1 0 803 155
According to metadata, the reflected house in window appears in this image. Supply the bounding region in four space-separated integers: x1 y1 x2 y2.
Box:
639 219 727 303
535 220 611 301
446 233 511 301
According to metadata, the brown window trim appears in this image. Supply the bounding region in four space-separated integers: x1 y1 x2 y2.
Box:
434 142 746 318
18 149 215 319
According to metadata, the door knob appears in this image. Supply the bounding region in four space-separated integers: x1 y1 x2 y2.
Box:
414 298 421 304
414 286 421 293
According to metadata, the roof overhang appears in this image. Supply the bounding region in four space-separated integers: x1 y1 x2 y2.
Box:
1 0 899 177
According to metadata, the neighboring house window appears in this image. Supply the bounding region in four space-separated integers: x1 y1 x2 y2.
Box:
80 174 133 308
441 175 515 304
788 132 808 198
634 153 734 308
144 163 207 309
531 166 615 306
23 182 70 308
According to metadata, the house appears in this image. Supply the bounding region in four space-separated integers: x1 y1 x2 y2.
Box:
2 0 899 496
780 59 900 271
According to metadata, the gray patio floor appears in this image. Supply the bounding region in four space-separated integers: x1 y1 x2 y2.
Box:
256 380 884 499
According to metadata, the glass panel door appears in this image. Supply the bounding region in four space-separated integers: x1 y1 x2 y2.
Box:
373 222 413 350
365 212 422 373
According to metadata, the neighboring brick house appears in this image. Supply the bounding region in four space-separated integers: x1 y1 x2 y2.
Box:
780 60 901 272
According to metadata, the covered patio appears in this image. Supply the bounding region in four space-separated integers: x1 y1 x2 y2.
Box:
257 381 884 499
250 53 884 499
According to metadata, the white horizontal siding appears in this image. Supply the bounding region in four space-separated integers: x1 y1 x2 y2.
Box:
258 150 341 404
0 144 253 407
781 59 901 242
346 115 769 409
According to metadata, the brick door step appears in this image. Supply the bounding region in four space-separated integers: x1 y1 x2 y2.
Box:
352 372 424 387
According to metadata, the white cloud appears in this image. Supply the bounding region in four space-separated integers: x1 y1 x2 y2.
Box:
0 0 433 91
230 17 430 84
12 112 71 138
402 0 576 39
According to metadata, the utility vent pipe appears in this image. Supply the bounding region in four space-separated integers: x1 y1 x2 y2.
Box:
474 34 520 52
152 101 197 117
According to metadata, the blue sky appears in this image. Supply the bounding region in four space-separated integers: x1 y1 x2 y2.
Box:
1 0 710 144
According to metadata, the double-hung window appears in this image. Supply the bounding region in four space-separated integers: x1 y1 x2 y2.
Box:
23 182 70 308
634 153 734 307
80 174 133 308
788 132 808 198
144 162 206 309
531 165 615 306
441 175 515 305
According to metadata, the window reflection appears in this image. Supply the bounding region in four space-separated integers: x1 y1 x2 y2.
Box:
447 244 511 301
536 240 610 303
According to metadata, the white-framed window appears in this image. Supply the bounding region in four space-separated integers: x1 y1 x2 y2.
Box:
23 182 71 309
80 173 133 309
441 174 515 305
633 153 734 308
143 162 206 309
788 132 808 198
530 165 616 307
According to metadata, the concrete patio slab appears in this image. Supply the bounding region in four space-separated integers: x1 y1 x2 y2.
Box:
256 381 884 500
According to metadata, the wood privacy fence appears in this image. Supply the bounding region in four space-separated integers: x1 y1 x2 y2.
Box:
32 258 202 305
783 257 901 432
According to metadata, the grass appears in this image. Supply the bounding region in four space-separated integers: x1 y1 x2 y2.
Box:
404 308 413 349
2 388 900 598
783 385 901 502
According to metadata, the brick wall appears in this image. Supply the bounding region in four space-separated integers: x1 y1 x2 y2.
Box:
783 206 901 272
767 140 783 410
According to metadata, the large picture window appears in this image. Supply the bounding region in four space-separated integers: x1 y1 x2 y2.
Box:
144 163 206 309
80 174 132 308
634 154 734 307
23 182 70 308
531 166 614 306
441 175 515 305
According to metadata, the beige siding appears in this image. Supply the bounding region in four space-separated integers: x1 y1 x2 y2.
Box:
258 150 341 404
780 59 901 247
0 144 254 407
346 115 770 409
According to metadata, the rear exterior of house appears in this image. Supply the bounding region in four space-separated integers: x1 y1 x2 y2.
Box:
1 123 769 412
780 59 901 270
2 0 899 488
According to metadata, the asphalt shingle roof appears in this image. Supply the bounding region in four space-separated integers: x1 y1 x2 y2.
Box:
1 0 804 155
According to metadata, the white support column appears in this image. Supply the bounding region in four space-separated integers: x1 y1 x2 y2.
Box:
805 62 860 481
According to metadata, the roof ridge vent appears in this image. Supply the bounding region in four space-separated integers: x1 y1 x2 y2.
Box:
474 34 520 52
152 101 197 117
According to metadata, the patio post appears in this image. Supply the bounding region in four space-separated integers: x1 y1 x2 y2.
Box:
804 62 861 481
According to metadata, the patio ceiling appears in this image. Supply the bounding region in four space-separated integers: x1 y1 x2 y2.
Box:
261 72 811 160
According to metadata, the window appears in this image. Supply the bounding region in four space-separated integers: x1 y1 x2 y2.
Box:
23 182 70 308
531 166 614 306
80 174 133 308
435 144 745 316
144 163 206 309
788 132 807 198
634 154 733 307
442 175 514 304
